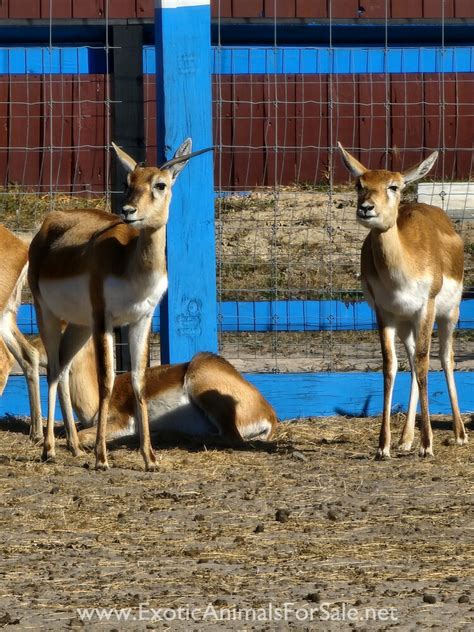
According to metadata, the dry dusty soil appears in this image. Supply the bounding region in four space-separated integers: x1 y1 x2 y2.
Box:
0 415 472 631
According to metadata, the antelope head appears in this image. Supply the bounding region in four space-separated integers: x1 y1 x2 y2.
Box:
112 139 212 229
337 142 439 232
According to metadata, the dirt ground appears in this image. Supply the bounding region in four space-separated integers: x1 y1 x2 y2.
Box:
0 415 472 631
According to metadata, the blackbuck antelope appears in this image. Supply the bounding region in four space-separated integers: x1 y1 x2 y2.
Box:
28 139 210 470
16 335 276 445
45 338 277 446
0 225 42 441
338 143 468 458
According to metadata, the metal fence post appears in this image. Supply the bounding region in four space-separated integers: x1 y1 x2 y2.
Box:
154 0 218 364
111 24 146 372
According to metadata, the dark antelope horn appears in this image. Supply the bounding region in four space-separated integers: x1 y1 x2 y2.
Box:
160 146 214 170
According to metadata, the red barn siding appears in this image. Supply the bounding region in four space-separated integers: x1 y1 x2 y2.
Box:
0 71 472 192
3 0 473 18
209 0 474 18
211 72 474 188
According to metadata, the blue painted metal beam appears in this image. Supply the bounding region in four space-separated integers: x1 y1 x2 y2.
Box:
16 298 474 335
155 0 218 363
1 45 474 75
1 372 473 421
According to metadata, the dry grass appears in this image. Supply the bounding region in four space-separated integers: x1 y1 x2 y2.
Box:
0 415 472 629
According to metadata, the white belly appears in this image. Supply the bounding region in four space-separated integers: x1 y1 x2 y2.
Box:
39 273 168 327
365 275 431 319
39 275 92 325
147 387 219 436
365 274 462 321
434 276 463 319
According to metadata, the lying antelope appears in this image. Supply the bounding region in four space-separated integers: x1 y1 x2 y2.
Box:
28 139 209 470
0 225 42 441
338 143 468 458
54 338 278 446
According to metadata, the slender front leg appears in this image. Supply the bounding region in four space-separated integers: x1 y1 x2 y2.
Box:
93 323 115 470
437 311 468 446
397 322 418 451
129 312 156 471
376 310 397 459
416 301 436 457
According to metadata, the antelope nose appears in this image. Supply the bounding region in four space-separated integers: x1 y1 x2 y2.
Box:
121 205 136 218
360 202 375 213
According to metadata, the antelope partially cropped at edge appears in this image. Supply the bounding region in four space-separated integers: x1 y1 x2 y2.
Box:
0 225 42 441
28 139 210 470
338 143 468 458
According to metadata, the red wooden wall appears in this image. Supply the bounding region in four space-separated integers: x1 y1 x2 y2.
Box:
211 73 474 188
1 1 154 19
211 0 474 18
2 1 473 19
0 75 108 194
1 71 473 192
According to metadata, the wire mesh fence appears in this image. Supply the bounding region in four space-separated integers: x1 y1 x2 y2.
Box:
0 1 473 377
212 9 474 373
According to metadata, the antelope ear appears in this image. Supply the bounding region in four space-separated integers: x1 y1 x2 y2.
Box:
402 151 439 184
167 138 192 182
112 142 137 174
337 142 368 178
160 139 214 183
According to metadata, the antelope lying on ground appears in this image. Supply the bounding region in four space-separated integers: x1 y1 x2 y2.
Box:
28 139 209 470
48 338 278 446
0 225 42 441
338 143 468 458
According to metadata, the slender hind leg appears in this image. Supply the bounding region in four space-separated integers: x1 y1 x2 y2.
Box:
129 313 157 471
0 338 14 395
437 311 468 446
416 301 436 457
375 310 397 459
397 322 418 451
2 319 42 441
35 302 63 461
57 324 92 456
93 321 115 471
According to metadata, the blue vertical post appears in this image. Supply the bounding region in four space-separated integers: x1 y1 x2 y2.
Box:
155 0 218 364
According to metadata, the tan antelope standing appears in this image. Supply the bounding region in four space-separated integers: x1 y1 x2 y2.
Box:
338 143 468 458
28 139 209 470
0 225 42 441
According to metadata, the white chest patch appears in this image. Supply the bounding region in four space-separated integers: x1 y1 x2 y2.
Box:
104 273 168 327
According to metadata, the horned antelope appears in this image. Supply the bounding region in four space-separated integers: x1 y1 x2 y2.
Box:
28 139 210 470
338 143 468 458
0 225 42 441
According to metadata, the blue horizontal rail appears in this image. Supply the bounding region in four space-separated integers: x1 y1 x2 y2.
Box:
2 371 473 421
16 298 474 336
0 45 474 75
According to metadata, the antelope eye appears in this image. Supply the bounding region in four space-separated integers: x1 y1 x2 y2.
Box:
388 185 399 192
153 182 166 191
356 181 363 191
